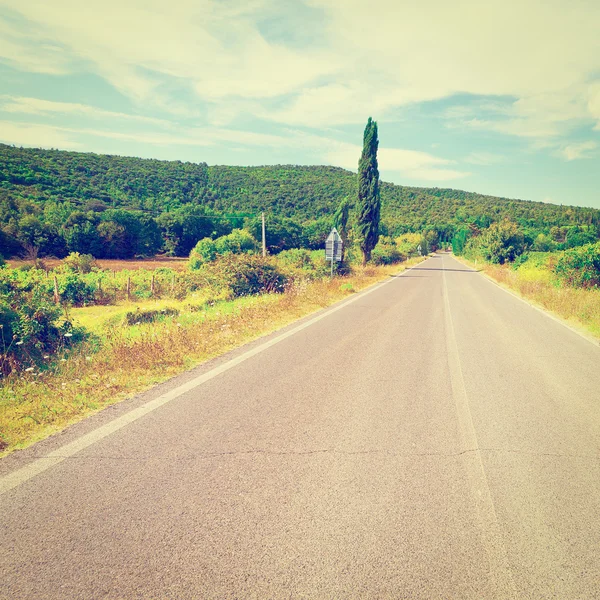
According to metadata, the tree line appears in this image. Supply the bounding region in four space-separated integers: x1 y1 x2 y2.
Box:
1 141 599 260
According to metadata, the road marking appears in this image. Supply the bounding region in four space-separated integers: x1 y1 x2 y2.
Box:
441 256 518 598
0 260 425 496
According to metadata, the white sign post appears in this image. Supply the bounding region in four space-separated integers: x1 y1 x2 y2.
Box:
325 227 343 277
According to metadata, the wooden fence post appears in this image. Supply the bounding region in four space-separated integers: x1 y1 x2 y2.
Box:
53 275 60 305
126 276 131 301
151 274 155 296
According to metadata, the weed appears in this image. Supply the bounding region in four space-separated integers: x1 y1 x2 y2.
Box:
124 307 180 326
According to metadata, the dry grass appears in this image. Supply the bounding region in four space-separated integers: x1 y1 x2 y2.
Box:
460 257 600 340
0 259 422 455
7 256 189 272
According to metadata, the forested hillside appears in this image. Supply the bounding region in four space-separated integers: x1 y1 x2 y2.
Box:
1 143 599 258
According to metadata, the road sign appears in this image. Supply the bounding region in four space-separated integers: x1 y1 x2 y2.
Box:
325 228 343 261
417 244 422 256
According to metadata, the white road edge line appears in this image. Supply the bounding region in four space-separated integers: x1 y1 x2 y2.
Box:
441 255 517 597
0 259 426 496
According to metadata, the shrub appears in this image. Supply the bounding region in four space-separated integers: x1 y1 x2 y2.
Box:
510 253 530 270
372 237 404 265
396 233 422 256
451 229 470 255
62 252 96 273
465 220 525 264
214 229 257 255
0 285 71 376
277 248 330 278
531 233 556 253
554 242 600 288
277 248 314 270
201 254 288 297
189 229 258 270
189 238 217 269
59 273 97 306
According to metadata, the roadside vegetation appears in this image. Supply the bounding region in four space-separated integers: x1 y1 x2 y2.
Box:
0 251 423 455
455 229 600 339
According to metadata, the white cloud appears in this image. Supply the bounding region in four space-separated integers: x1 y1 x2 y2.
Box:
0 115 468 181
0 16 73 74
324 141 469 181
461 117 563 139
558 141 597 161
464 152 504 166
0 122 82 148
0 0 336 108
589 83 600 130
0 0 597 183
0 96 170 126
447 87 595 143
2 0 598 134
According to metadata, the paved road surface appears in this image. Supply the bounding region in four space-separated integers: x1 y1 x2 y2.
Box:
2 254 600 599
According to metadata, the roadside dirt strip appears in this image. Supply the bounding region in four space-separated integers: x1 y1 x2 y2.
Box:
2 254 600 599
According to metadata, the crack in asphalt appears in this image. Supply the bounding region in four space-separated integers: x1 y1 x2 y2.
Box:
32 447 600 461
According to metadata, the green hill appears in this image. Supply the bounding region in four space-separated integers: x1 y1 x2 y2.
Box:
1 143 599 258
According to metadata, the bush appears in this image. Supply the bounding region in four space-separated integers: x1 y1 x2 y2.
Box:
395 233 421 256
277 248 330 278
451 229 470 255
554 242 600 288
189 238 217 269
189 229 258 270
214 229 257 255
201 254 288 297
0 287 70 376
372 237 404 265
510 252 530 270
465 220 525 264
62 252 96 273
531 233 556 253
59 273 97 306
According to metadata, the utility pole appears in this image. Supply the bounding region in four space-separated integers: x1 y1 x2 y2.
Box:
261 212 266 258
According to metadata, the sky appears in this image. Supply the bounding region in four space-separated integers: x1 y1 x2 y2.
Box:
1 0 599 208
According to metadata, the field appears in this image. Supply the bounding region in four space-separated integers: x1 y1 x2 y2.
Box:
7 257 190 272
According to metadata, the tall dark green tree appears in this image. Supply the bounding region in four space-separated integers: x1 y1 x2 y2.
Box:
356 117 381 265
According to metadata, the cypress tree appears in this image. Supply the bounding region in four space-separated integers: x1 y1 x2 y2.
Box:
356 117 381 265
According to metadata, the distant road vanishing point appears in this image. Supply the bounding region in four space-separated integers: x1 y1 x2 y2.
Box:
2 254 600 599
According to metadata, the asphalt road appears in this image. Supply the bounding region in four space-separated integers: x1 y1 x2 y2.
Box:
2 254 600 599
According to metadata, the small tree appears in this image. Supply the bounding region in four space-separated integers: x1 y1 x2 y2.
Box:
356 117 381 265
465 220 525 264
